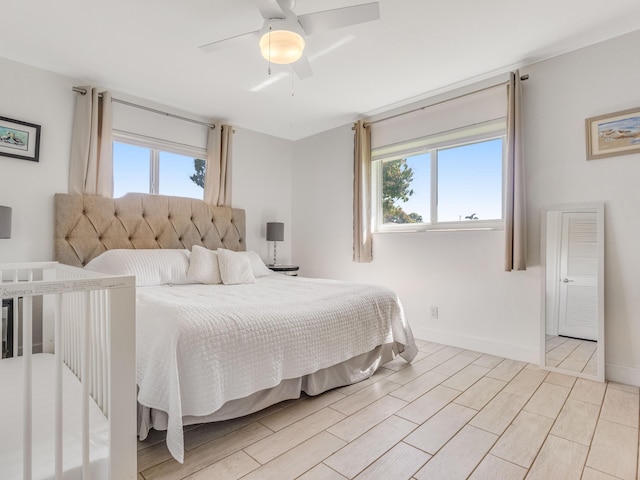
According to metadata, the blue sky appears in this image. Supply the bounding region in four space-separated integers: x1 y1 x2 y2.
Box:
398 138 503 222
113 142 204 199
158 151 204 198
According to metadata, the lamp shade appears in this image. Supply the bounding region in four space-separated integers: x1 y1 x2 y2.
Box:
0 206 11 239
266 222 284 242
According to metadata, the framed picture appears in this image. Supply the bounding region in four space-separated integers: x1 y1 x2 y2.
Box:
0 116 41 162
586 107 640 160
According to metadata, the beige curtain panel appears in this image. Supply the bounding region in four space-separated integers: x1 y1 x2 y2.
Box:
353 120 373 263
505 71 527 271
69 86 113 197
204 124 233 207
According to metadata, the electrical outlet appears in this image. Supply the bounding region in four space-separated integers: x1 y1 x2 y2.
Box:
429 306 438 320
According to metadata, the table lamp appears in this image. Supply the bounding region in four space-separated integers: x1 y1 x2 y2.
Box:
266 222 284 265
0 206 11 239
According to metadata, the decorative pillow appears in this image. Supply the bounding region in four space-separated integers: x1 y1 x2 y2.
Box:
240 250 273 277
187 245 222 284
84 249 191 286
217 248 255 285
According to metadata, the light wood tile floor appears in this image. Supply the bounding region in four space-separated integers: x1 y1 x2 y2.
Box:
138 340 640 479
545 335 598 376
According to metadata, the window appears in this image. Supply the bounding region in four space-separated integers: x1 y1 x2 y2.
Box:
113 142 151 196
112 134 206 199
372 119 506 232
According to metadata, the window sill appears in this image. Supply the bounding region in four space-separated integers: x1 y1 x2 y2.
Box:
374 220 504 234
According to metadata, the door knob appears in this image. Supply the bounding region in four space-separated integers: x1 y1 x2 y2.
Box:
562 278 574 283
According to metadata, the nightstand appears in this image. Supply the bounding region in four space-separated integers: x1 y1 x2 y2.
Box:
267 265 299 276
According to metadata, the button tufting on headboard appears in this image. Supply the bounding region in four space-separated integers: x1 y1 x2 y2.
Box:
54 193 246 267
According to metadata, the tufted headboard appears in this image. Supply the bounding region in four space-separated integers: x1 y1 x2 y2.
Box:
54 193 246 267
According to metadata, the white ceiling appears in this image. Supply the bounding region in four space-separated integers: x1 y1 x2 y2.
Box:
2 0 640 140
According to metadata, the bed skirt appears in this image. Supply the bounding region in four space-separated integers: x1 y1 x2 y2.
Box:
138 343 394 438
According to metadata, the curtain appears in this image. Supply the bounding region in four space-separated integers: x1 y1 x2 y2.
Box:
204 124 233 207
353 120 373 263
505 71 527 271
69 87 113 197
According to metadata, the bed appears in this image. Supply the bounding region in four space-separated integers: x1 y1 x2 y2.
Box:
54 192 418 463
0 262 136 480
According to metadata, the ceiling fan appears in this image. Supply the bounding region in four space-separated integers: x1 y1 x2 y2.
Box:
198 0 380 79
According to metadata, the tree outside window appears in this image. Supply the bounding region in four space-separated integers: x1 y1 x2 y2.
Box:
382 159 422 224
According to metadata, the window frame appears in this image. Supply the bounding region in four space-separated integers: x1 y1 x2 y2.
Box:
112 130 207 197
372 118 507 233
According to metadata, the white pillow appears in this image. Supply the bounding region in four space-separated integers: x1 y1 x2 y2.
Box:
187 245 222 284
240 250 272 277
217 248 255 285
84 249 191 286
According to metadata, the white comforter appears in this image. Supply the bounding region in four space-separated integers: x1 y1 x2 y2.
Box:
135 274 417 462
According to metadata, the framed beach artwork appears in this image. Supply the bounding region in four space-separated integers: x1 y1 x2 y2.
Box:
0 116 41 162
586 107 640 160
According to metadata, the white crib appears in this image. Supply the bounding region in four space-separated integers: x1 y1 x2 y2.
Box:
0 262 136 480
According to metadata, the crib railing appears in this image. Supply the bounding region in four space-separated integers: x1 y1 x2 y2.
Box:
46 269 114 415
0 262 136 480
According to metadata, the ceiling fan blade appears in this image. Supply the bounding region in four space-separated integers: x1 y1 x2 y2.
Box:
298 2 380 35
198 30 259 54
255 0 286 19
292 54 313 79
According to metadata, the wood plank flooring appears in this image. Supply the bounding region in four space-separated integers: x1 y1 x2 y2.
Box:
138 340 640 479
545 335 598 375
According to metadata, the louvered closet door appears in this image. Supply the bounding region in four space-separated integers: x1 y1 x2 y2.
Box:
557 212 598 341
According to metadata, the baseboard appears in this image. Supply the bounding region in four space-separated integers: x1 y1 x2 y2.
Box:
415 329 640 387
417 328 538 364
605 362 640 387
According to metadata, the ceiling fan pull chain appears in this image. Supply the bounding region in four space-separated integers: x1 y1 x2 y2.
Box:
268 25 272 76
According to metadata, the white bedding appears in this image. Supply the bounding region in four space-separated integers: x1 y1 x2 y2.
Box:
0 354 110 480
135 274 417 462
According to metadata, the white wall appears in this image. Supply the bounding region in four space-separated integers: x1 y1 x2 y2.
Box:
524 29 640 384
0 57 292 266
0 57 76 262
233 127 293 264
292 29 640 383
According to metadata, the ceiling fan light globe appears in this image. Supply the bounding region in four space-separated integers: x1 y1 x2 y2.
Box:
259 30 305 64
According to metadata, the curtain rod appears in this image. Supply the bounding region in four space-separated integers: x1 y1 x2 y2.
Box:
72 86 215 129
361 74 529 128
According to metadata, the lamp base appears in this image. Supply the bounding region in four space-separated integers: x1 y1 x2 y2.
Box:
272 241 278 266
